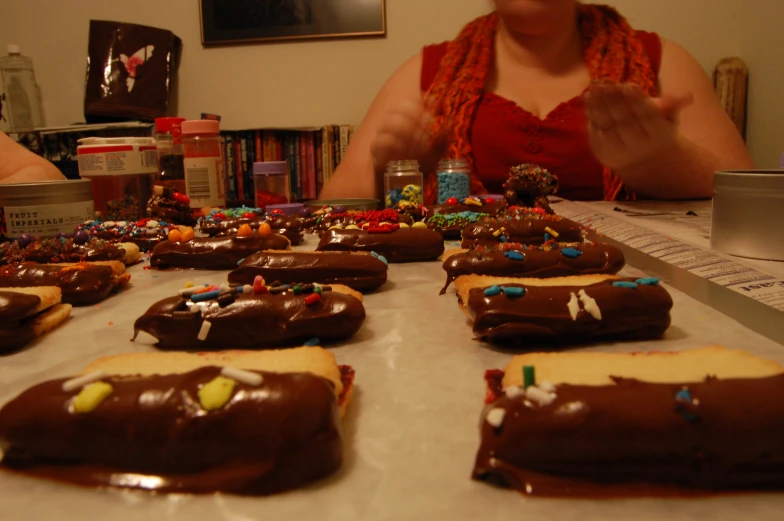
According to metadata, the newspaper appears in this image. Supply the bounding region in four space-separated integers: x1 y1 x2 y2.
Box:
555 200 784 312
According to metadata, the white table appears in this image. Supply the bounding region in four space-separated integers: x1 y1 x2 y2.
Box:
2 209 783 521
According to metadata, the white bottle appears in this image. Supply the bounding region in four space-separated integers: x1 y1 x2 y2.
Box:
0 44 45 133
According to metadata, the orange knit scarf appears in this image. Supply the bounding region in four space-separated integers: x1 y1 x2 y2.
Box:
424 4 658 204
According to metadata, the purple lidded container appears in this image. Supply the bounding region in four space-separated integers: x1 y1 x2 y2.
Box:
253 161 291 209
266 203 305 216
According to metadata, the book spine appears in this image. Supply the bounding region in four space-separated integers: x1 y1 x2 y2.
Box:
254 131 262 164
286 134 297 200
320 126 330 184
333 125 341 169
224 133 236 201
244 131 255 202
233 138 242 204
314 130 323 195
293 133 302 200
306 131 316 199
238 134 248 203
339 125 350 162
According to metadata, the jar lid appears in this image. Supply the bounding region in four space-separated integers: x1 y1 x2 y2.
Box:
182 120 220 135
155 117 186 133
266 203 304 216
253 161 288 176
77 137 156 146
0 179 93 205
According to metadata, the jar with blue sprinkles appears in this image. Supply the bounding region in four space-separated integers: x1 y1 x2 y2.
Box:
384 160 423 208
436 158 471 204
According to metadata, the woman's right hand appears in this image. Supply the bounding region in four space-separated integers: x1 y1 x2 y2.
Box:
370 99 447 175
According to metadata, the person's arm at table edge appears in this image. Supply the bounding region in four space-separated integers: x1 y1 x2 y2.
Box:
0 131 65 184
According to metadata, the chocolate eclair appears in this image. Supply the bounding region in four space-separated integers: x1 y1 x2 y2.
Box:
201 214 304 246
0 287 72 352
316 226 445 262
0 236 140 266
460 214 583 248
428 198 506 218
503 164 558 213
426 211 490 240
150 232 291 270
229 250 388 292
440 243 624 294
74 219 176 252
134 282 365 349
455 274 672 345
0 346 355 495
0 262 131 305
474 347 784 496
146 185 197 226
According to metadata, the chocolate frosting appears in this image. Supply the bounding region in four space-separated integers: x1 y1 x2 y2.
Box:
474 372 784 496
0 291 42 353
316 228 445 263
0 367 344 495
150 233 291 270
441 244 625 294
134 290 365 349
229 252 388 292
429 200 506 218
461 217 583 248
0 263 118 306
464 278 672 345
202 215 304 246
0 238 126 266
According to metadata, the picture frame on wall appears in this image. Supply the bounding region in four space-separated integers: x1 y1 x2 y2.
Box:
200 0 387 46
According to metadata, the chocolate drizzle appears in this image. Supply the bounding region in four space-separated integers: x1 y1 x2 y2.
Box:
0 263 120 306
0 291 42 352
150 233 291 270
464 278 672 345
0 367 347 495
134 290 365 349
474 371 784 496
316 228 445 263
461 217 583 248
202 215 305 246
229 251 388 292
441 244 625 294
0 238 126 266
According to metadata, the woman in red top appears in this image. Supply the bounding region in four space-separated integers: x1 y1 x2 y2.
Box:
320 1 751 203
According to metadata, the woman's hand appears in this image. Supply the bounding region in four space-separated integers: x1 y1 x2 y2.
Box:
585 83 693 172
370 98 447 175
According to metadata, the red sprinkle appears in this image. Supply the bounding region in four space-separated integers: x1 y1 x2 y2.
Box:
304 293 321 305
173 192 190 204
530 207 546 215
242 212 256 219
213 212 226 220
270 209 285 216
135 218 150 227
253 284 268 294
446 197 459 205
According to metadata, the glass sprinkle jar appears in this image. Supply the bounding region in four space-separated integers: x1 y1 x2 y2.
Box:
384 160 423 208
436 158 471 204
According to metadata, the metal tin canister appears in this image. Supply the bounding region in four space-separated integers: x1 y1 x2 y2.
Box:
711 170 784 261
0 179 95 239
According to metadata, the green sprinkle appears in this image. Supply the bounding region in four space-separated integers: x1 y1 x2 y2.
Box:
523 366 536 389
314 284 323 294
293 285 302 295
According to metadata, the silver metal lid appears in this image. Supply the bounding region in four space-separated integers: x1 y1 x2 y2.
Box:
714 170 784 192
0 179 93 206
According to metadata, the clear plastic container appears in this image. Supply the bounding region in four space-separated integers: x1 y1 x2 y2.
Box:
253 161 291 209
0 44 45 132
155 117 186 193
436 158 471 204
76 137 159 221
182 120 226 214
384 160 423 208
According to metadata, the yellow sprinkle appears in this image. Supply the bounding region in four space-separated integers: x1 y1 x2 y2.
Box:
493 229 503 237
464 198 481 206
398 222 410 228
412 222 427 229
542 244 552 252
184 281 194 289
199 376 236 411
315 209 325 216
345 224 360 230
544 226 560 238
72 382 113 414
329 225 343 230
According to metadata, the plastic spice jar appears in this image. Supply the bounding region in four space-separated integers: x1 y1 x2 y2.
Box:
76 137 159 221
436 158 471 204
182 120 226 213
384 160 423 208
253 161 291 209
0 179 94 239
155 117 186 193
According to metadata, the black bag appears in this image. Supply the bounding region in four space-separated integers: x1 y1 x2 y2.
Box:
84 20 182 122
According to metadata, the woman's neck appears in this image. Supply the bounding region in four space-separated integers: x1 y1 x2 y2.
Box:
495 13 583 72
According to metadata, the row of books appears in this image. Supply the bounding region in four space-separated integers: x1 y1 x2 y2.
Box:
221 125 356 203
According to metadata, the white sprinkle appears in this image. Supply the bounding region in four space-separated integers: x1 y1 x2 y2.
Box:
221 367 263 386
566 292 580 321
103 220 116 228
154 185 164 196
83 220 93 225
242 284 252 294
62 370 107 392
504 385 525 399
538 381 556 393
147 220 160 228
485 408 506 428
526 386 556 407
177 288 193 296
117 221 127 227
219 284 231 292
197 321 212 341
578 289 602 320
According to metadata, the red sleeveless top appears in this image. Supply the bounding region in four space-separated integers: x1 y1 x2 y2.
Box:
421 31 662 201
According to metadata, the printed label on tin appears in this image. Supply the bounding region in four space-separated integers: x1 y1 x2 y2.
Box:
185 157 226 208
0 201 95 238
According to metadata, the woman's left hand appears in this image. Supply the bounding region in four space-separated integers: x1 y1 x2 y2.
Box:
585 83 693 172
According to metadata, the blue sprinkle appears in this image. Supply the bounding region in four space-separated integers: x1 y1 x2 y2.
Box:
502 286 525 298
370 251 379 259
191 290 221 302
560 248 583 258
499 236 508 243
280 284 291 290
304 337 320 347
636 277 660 286
675 389 692 403
237 258 246 266
544 233 550 242
504 250 525 261
484 285 501 297
160 221 168 226
376 254 388 266
612 281 638 289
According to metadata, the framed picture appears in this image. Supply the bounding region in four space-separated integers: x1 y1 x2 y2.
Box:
200 0 386 46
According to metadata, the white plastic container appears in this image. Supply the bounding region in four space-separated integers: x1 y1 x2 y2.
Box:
0 179 94 239
0 44 45 132
77 137 159 221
